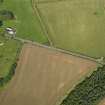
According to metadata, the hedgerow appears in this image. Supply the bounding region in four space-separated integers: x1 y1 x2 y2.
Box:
0 62 17 87
60 65 105 105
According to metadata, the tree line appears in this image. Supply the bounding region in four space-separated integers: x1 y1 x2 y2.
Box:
0 62 17 87
60 65 105 105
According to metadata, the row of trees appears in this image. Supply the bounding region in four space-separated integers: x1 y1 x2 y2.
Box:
0 0 17 87
0 63 17 87
60 65 105 105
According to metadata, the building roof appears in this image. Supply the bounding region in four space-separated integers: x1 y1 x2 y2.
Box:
5 27 16 35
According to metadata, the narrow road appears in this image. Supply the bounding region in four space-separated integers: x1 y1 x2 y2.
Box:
14 37 104 65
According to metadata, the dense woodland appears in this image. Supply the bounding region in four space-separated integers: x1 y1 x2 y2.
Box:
60 65 105 105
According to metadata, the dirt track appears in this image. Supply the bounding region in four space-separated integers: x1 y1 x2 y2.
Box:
0 44 97 105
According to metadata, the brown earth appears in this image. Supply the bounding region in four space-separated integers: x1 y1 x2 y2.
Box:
98 99 105 105
0 44 97 105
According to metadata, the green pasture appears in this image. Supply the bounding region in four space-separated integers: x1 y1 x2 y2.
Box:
0 0 49 78
0 35 22 77
0 0 48 43
38 0 105 58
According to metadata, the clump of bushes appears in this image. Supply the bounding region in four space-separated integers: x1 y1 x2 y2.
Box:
0 10 15 20
60 65 105 105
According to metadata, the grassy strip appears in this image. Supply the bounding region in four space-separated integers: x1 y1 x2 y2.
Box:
60 65 105 105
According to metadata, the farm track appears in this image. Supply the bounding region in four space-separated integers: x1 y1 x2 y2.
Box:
35 0 73 4
14 37 104 65
35 0 104 5
31 0 53 46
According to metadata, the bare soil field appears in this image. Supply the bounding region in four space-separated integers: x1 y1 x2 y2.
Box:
0 44 96 105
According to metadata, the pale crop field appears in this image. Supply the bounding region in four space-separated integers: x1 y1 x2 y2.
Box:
98 98 105 105
0 44 96 105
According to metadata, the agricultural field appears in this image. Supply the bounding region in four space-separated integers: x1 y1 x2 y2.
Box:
0 0 105 105
0 35 22 77
98 99 105 105
0 0 48 43
37 0 105 58
0 44 96 105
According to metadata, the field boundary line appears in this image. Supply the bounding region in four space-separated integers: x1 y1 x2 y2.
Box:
36 0 64 4
14 37 104 65
31 0 53 46
36 3 59 47
35 0 102 5
36 0 71 4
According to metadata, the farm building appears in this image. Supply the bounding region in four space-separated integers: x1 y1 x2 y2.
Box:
5 27 16 38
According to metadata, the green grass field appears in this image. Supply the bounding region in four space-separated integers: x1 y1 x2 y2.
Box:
0 0 48 43
38 0 105 58
0 0 49 78
0 35 22 77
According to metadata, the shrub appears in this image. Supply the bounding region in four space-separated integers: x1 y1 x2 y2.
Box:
0 10 15 20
